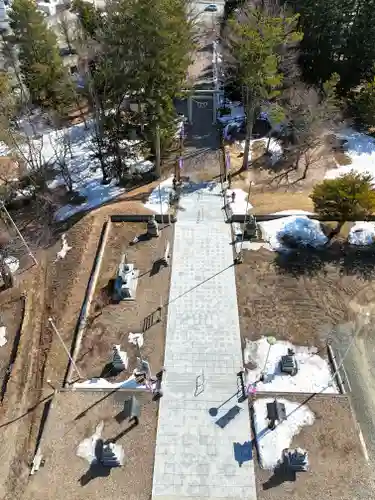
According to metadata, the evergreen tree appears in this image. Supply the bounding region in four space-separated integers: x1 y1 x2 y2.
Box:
8 0 73 111
71 0 103 40
311 173 375 235
96 0 194 178
224 4 302 170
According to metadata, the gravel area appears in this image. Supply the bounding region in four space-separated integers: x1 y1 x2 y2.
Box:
253 394 373 500
23 390 158 500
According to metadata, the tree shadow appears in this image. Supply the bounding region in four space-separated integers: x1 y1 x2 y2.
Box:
262 462 296 490
274 242 375 280
79 440 111 486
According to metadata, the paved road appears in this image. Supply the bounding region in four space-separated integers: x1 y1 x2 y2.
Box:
152 184 256 500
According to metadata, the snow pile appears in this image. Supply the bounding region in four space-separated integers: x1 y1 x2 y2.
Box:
239 138 283 165
348 221 375 246
258 215 328 252
144 177 174 214
3 256 19 273
0 326 7 347
244 337 338 393
55 234 72 261
325 128 375 184
253 398 315 470
227 189 253 215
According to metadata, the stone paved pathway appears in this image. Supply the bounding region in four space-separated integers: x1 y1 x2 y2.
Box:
152 183 257 500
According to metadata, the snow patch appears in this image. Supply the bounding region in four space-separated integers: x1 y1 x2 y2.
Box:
0 326 7 347
227 189 252 215
144 177 173 214
325 128 375 184
244 337 338 393
128 332 144 348
239 138 283 165
258 215 328 252
253 398 315 469
217 102 245 124
0 120 154 222
348 221 375 246
73 375 148 390
272 210 314 216
4 256 19 273
77 421 104 465
55 234 72 261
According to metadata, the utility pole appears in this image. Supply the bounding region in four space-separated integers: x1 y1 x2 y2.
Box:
155 123 161 178
0 202 38 266
48 317 82 380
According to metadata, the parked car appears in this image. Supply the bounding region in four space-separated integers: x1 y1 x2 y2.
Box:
204 4 218 12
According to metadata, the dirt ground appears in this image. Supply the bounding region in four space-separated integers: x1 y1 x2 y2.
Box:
0 292 25 400
226 136 339 214
235 246 375 350
23 390 158 500
0 196 157 500
253 394 373 500
76 221 173 381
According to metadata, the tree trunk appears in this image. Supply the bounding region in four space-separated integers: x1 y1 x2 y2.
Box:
266 132 272 154
242 104 255 171
155 124 161 178
327 221 345 241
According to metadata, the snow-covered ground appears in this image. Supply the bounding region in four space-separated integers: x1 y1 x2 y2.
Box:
258 215 328 252
4 256 19 273
143 178 252 215
0 326 7 347
325 127 375 183
144 177 173 214
73 374 151 390
55 234 72 261
253 398 315 470
227 188 252 215
244 337 338 394
348 221 375 246
239 138 283 165
217 101 245 125
0 120 153 222
271 209 314 216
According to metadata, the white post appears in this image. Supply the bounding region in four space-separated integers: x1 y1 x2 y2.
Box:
48 317 83 379
1 202 38 265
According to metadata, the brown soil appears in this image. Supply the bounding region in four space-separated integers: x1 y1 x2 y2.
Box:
76 221 173 381
0 292 25 399
23 390 158 500
235 247 374 350
0 198 157 499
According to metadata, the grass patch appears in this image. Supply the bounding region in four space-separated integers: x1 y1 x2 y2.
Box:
250 191 314 214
